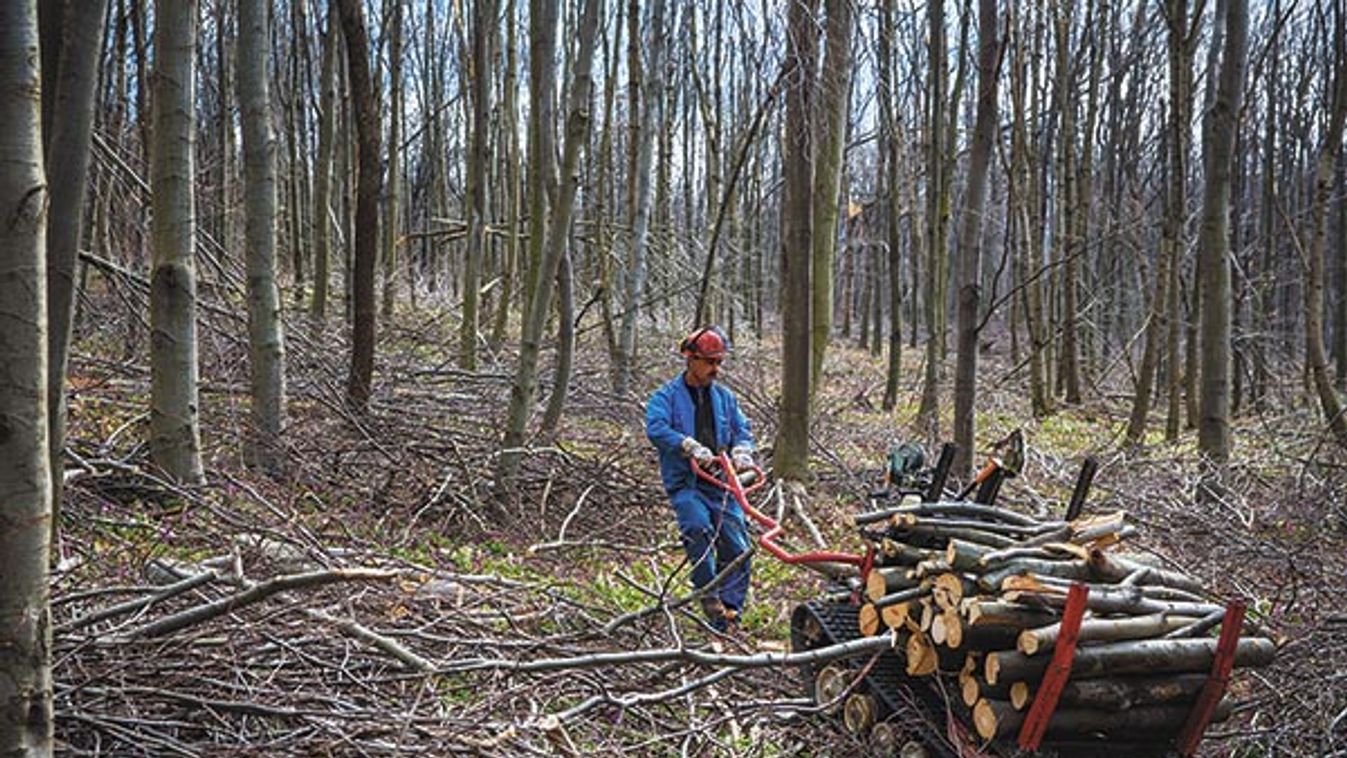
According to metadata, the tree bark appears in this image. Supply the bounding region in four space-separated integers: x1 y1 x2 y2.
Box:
973 696 1231 741
1196 0 1248 475
952 0 1001 476
496 0 601 492
43 0 107 536
1335 151 1347 391
540 246 574 436
986 636 1274 686
776 0 819 482
880 0 903 412
309 1 338 321
460 0 494 367
382 0 404 321
337 0 383 412
615 0 664 393
149 0 205 483
1009 1 1052 418
1304 9 1347 450
0 4 54 751
1052 0 1082 406
237 0 287 474
916 0 947 440
808 0 854 399
491 0 521 349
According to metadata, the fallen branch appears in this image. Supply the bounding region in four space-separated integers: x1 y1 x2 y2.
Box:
124 568 400 639
448 628 900 674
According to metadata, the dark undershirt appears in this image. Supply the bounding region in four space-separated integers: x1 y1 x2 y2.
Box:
687 381 717 452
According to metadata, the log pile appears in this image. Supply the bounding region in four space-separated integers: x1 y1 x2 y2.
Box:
848 500 1276 749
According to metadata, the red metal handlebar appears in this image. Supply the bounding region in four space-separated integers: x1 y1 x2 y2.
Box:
693 452 867 567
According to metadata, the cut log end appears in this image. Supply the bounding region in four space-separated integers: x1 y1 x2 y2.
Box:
843 693 878 734
943 608 964 649
905 632 938 676
813 664 847 715
880 601 910 631
1018 629 1041 656
960 670 979 707
859 604 881 637
972 699 998 741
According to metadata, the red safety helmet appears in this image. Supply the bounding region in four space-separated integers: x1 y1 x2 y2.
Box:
679 325 731 359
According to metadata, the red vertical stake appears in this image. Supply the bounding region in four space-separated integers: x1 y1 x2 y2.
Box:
1176 601 1246 756
1017 582 1089 751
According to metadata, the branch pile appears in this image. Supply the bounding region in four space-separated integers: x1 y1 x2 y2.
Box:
847 500 1277 750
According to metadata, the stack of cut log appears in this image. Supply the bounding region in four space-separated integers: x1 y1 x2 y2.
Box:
848 501 1276 748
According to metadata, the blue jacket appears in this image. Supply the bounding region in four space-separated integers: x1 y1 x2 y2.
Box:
646 373 755 495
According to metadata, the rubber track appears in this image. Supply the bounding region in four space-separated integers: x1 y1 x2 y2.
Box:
791 600 967 758
790 600 1179 758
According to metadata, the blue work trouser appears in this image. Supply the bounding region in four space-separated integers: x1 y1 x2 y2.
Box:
669 484 752 615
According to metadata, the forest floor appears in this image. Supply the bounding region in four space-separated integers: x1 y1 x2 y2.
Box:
51 298 1347 757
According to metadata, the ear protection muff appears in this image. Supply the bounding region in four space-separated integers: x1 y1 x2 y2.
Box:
680 326 729 359
679 327 710 357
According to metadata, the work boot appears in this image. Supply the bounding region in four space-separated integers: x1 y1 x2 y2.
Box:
700 597 728 631
720 608 752 651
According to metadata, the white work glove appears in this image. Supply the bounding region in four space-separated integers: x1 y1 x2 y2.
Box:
680 437 714 467
731 445 755 471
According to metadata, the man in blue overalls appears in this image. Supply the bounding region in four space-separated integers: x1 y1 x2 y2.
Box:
645 326 757 632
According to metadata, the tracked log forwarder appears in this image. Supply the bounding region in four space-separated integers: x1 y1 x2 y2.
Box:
695 436 1275 757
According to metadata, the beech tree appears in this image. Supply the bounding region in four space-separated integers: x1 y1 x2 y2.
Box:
309 3 338 321
496 0 602 491
808 0 854 399
1196 0 1249 473
460 0 493 368
238 0 287 473
952 0 1002 475
775 0 819 482
1303 9 1347 450
149 0 206 483
42 0 108 529
614 0 665 394
337 0 383 411
0 1 54 751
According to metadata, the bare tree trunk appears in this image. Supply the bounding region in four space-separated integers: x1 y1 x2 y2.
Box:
461 0 494 367
952 0 1001 476
0 5 54 751
1304 10 1347 450
1163 0 1194 443
310 1 338 321
1195 0 1248 477
43 0 107 536
1125 243 1169 446
1009 0 1051 419
215 0 234 257
592 0 622 362
238 0 287 474
808 0 854 399
916 0 947 441
880 0 903 412
286 0 307 305
615 0 665 393
1051 0 1081 406
777 0 819 482
491 0 520 349
382 0 403 321
149 0 205 483
1336 151 1347 391
496 0 601 493
540 246 574 436
337 0 383 411
859 245 873 348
